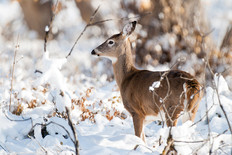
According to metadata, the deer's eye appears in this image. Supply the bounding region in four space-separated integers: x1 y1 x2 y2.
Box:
107 40 115 46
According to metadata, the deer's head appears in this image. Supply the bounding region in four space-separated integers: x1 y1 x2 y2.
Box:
91 21 137 63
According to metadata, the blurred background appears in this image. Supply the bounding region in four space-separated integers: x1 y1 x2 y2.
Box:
0 0 232 89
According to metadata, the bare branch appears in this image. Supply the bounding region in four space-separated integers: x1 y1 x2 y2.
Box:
162 127 177 155
198 28 232 154
0 142 8 153
88 12 152 26
133 144 154 152
220 25 232 51
206 60 232 134
28 135 47 154
199 32 213 154
174 129 227 144
28 121 75 145
190 103 214 127
66 107 79 155
192 130 228 154
4 110 31 122
66 5 101 58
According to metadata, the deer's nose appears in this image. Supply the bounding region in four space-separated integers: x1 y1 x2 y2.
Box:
91 49 96 55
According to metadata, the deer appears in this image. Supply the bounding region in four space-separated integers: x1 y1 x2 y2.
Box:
91 21 203 142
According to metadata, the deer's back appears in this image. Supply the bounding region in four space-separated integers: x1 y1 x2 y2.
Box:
120 70 201 117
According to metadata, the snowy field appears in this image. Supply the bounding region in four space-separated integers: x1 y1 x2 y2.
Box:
0 0 232 154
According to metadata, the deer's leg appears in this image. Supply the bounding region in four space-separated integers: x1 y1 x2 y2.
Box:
132 113 145 142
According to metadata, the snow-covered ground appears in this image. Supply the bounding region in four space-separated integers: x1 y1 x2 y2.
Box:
0 0 232 154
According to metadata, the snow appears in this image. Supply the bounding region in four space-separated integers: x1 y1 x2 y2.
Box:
149 81 161 91
0 0 232 154
45 26 49 32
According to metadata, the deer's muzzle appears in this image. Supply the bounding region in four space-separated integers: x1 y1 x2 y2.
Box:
91 49 96 55
91 49 100 56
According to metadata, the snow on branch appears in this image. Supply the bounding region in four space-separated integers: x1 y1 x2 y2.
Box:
149 81 161 91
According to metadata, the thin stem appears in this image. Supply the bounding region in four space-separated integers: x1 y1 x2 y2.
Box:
9 35 19 112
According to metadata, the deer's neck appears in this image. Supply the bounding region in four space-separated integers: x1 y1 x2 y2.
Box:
112 40 136 88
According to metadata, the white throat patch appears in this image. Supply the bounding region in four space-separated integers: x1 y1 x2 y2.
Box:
102 56 118 64
94 49 118 64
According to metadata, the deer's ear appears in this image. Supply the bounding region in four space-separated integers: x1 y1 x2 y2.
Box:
122 21 137 37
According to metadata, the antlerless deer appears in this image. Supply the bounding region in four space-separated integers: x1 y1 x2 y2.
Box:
92 21 203 142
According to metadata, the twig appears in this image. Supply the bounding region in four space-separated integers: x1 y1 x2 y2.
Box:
4 110 31 122
205 59 232 134
24 106 78 154
162 127 176 155
220 25 232 51
28 135 47 154
9 35 19 112
174 139 205 144
202 28 215 38
199 28 232 154
29 121 75 144
66 107 79 155
66 5 101 58
133 144 154 152
0 142 8 153
219 148 230 155
191 130 228 154
174 129 227 144
216 144 232 155
44 0 59 52
205 65 212 154
190 103 214 127
34 69 43 74
88 12 152 26
213 73 232 134
200 31 212 154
